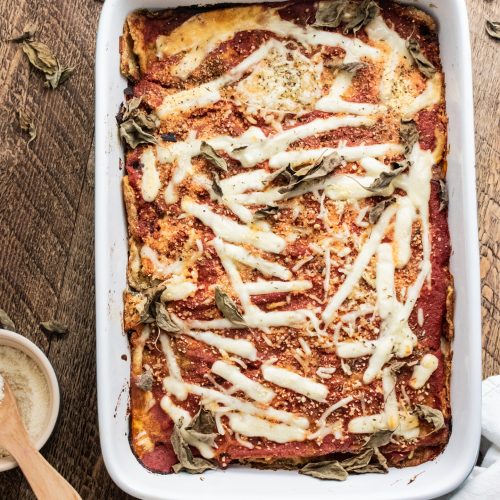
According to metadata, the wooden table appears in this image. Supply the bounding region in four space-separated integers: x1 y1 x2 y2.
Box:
0 1 498 497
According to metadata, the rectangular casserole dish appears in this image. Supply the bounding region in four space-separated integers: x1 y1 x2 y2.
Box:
95 1 482 498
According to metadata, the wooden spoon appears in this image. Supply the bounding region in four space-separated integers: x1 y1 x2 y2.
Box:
0 378 81 499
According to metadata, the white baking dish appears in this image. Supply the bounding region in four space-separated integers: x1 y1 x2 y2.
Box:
95 1 481 498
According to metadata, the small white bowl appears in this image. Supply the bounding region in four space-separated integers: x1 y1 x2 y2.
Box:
0 328 60 472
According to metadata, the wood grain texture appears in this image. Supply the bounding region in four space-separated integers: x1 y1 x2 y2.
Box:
0 0 498 498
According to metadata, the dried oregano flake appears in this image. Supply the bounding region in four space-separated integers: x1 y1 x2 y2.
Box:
200 141 228 172
40 320 68 335
17 110 37 144
0 308 16 331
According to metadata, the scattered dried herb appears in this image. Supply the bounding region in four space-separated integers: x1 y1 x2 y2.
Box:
214 287 246 327
17 110 37 144
406 39 436 78
170 419 217 474
326 61 367 75
439 179 448 211
415 404 445 431
135 368 153 391
368 197 396 224
19 38 75 89
6 23 37 43
364 430 393 448
299 460 348 480
40 320 68 335
365 161 410 194
279 152 344 199
117 97 158 149
153 302 182 333
0 308 15 331
212 172 223 198
184 407 218 447
200 141 228 172
299 445 389 480
400 119 419 155
254 205 279 220
388 360 407 373
232 145 247 153
314 0 379 34
161 132 177 142
486 21 500 40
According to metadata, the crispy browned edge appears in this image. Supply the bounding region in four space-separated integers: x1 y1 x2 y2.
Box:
119 1 454 472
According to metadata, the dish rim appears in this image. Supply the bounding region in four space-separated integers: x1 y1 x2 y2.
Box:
94 1 482 498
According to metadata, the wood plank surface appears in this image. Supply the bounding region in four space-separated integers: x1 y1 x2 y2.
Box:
0 0 498 498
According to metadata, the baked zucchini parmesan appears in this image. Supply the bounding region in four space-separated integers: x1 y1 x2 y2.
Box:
119 0 452 478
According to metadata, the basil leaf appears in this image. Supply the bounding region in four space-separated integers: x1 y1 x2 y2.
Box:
7 23 37 43
439 179 448 211
279 152 344 199
400 119 419 155
153 302 182 333
342 0 379 34
212 172 223 198
254 205 279 220
200 141 228 172
415 404 445 431
21 40 74 89
117 98 158 149
364 430 393 448
486 20 500 41
214 287 246 327
368 197 396 224
314 0 378 34
373 447 389 471
17 110 37 145
299 460 348 480
40 320 68 335
326 61 367 75
406 39 436 78
365 161 410 193
341 449 373 470
170 419 217 474
135 368 153 391
0 308 15 331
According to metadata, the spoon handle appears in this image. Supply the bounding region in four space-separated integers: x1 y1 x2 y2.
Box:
6 428 81 500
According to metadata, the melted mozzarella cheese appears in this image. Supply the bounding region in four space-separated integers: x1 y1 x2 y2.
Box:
376 243 395 319
227 412 306 443
163 378 310 428
336 340 377 358
316 71 385 115
233 115 376 167
159 334 183 381
325 174 395 201
409 353 439 389
403 73 443 119
269 143 404 169
160 277 197 301
261 365 328 402
382 367 399 430
222 242 291 280
140 245 183 278
156 6 379 79
243 280 312 295
185 330 257 361
140 149 161 202
394 197 417 268
211 360 275 403
182 198 286 253
322 205 397 324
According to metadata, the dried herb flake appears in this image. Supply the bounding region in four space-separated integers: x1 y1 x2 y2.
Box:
40 320 68 335
299 460 348 481
254 205 279 220
415 404 445 431
200 142 228 172
486 21 500 40
406 39 436 78
439 179 448 211
368 197 396 224
117 97 158 149
215 287 246 327
17 110 37 144
135 368 153 391
0 308 16 331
